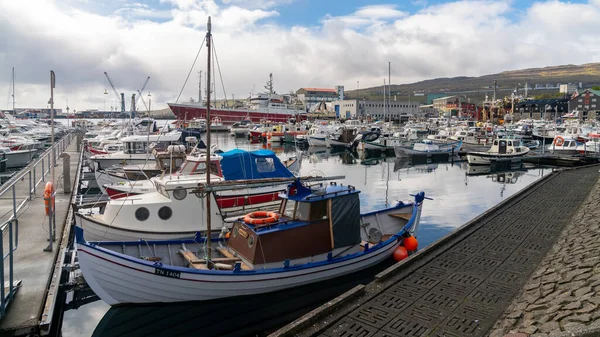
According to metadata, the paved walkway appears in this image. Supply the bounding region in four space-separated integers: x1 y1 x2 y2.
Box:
0 137 78 335
280 166 599 337
490 171 600 336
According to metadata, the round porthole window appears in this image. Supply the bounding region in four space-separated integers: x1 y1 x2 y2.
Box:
248 235 255 248
232 226 239 238
135 207 150 221
158 206 172 220
173 187 187 200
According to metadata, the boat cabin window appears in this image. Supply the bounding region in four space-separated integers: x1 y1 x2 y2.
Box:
124 141 147 154
256 158 275 173
179 161 220 175
294 200 328 221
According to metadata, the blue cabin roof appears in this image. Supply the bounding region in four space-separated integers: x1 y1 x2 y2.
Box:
219 149 294 180
281 180 360 202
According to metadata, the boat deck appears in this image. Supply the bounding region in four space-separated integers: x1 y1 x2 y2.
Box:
273 165 600 337
0 136 79 336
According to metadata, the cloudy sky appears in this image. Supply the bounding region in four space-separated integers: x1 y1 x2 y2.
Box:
1 0 599 112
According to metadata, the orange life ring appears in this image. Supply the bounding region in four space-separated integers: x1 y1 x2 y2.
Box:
44 182 55 215
243 211 280 225
554 136 565 147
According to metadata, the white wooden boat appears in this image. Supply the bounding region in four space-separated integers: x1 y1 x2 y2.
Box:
467 139 530 165
75 181 426 305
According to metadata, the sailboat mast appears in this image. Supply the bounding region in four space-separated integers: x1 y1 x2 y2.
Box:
205 16 213 260
11 67 15 115
388 62 391 122
383 79 386 122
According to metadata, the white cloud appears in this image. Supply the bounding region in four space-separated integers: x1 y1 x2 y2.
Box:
1 0 600 112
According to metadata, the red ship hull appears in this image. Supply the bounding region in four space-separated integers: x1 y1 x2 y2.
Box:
168 104 307 124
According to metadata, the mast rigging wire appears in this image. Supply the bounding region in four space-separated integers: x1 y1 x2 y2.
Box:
175 36 206 104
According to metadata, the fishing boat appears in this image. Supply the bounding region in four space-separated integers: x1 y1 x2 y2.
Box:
168 74 306 124
467 139 530 165
78 149 298 241
74 180 426 305
394 139 462 157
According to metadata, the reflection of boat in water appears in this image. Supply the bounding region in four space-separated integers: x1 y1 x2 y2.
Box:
466 163 526 176
393 155 451 173
489 171 521 184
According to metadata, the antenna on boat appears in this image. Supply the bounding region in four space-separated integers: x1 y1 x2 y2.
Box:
205 16 213 261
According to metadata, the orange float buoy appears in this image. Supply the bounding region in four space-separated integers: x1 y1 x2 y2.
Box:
44 182 55 215
225 232 231 239
261 133 266 138
404 236 418 252
393 246 408 262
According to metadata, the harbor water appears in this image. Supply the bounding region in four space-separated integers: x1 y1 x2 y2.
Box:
60 123 549 336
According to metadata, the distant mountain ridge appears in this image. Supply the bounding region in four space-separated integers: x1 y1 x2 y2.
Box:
350 63 600 97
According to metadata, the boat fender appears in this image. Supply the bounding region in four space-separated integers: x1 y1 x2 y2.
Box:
44 182 55 215
554 136 565 147
244 211 280 225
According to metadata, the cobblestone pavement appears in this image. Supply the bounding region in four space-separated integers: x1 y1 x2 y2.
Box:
489 169 600 337
308 166 600 337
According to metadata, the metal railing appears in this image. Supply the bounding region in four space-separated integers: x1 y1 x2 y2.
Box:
0 132 74 319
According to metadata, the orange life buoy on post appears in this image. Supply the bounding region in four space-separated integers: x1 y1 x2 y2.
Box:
44 182 55 215
554 136 565 147
243 211 280 225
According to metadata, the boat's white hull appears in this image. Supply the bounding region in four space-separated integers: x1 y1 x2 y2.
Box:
327 139 350 148
75 213 204 242
466 153 527 165
4 150 36 168
363 142 393 151
91 155 155 171
95 170 130 195
76 234 400 305
308 136 328 147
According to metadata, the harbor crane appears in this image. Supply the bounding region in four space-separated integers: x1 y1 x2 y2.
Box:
103 72 125 115
135 76 151 113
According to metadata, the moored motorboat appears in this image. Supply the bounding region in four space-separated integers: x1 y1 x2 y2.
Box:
0 147 37 168
75 181 426 305
394 139 462 157
467 139 530 165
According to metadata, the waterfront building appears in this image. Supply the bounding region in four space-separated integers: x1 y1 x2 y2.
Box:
568 89 600 121
432 96 477 118
332 99 419 122
296 87 342 110
513 99 569 120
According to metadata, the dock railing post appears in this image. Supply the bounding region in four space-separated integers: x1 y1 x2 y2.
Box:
0 229 4 317
12 185 17 221
41 158 45 182
33 164 37 195
8 221 14 302
28 171 32 200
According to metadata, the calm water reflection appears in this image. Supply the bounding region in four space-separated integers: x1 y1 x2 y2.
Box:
61 133 549 336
